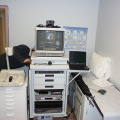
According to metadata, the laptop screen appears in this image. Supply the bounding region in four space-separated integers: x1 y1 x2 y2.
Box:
69 51 86 64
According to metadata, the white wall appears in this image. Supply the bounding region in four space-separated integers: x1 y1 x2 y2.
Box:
0 0 99 63
95 0 120 89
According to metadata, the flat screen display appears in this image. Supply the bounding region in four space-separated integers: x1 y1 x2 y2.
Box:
36 30 64 51
69 51 86 64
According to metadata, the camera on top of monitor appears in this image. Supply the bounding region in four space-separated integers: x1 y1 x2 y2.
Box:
36 20 61 28
46 20 55 27
46 20 61 28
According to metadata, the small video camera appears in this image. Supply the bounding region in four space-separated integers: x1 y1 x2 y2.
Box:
46 20 54 27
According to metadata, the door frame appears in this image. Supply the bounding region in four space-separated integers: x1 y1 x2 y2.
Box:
0 17 3 54
0 5 9 47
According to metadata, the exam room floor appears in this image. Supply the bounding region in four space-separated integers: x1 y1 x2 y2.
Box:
53 103 77 120
29 102 77 120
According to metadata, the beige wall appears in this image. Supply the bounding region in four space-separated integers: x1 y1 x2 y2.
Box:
0 0 99 63
95 0 120 89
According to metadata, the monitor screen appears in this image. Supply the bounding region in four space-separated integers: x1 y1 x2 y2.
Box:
69 51 86 64
36 30 64 51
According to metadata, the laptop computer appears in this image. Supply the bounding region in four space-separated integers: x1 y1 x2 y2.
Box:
68 51 89 70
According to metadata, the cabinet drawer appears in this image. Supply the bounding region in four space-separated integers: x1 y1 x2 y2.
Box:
34 74 65 85
34 74 65 78
34 84 64 89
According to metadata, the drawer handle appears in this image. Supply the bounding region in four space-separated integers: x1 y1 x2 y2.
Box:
45 86 54 88
6 95 14 97
6 91 13 93
45 79 54 82
6 99 13 102
7 113 15 116
6 106 14 109
6 88 13 90
45 75 54 77
6 103 14 106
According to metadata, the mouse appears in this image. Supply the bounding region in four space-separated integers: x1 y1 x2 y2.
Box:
98 89 106 95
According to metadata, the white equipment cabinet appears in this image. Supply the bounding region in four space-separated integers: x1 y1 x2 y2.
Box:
29 52 69 118
0 70 28 120
69 80 102 120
